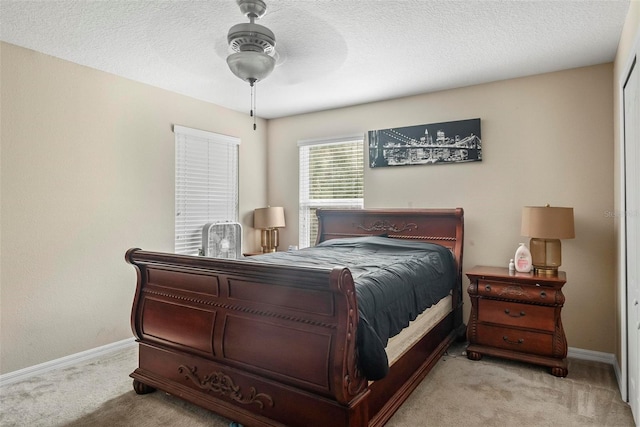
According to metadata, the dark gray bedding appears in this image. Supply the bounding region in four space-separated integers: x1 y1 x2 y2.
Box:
243 236 456 380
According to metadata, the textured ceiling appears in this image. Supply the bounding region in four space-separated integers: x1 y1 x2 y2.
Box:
0 0 630 119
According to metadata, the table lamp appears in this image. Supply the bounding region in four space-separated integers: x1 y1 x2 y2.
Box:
521 205 575 276
254 206 285 253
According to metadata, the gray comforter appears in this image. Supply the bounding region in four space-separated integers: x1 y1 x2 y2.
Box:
244 236 456 380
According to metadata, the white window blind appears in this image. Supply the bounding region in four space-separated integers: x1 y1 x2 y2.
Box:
298 136 364 248
174 125 240 255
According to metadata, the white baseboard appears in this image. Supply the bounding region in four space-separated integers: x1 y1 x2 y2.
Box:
568 347 626 397
568 346 617 366
0 337 136 387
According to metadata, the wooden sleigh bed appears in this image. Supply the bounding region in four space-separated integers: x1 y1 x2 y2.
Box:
126 208 465 427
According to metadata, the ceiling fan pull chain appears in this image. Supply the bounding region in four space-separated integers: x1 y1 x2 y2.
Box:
250 82 254 118
248 80 257 130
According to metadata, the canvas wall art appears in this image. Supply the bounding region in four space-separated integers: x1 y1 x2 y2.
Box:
368 118 481 167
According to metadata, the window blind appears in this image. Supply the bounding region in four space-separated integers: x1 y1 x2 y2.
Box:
298 136 364 247
174 125 240 255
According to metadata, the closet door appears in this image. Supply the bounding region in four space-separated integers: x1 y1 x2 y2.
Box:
623 50 639 424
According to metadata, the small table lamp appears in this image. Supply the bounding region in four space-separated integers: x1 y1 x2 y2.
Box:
521 205 575 276
254 206 285 253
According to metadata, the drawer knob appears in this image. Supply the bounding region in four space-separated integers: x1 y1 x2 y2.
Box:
503 336 524 345
540 291 547 298
504 308 526 318
485 285 491 291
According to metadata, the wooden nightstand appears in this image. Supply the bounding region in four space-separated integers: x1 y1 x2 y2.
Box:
466 265 568 377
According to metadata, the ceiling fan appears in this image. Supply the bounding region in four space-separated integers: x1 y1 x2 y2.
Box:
225 0 277 130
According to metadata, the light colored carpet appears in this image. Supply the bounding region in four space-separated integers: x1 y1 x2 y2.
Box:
0 342 635 426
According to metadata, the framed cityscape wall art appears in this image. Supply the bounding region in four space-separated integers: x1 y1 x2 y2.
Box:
368 118 481 168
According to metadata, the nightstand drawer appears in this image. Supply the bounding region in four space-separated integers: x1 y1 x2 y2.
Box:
475 324 553 356
477 280 559 305
478 299 555 332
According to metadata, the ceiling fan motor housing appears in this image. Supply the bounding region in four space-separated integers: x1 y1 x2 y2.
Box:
227 22 275 54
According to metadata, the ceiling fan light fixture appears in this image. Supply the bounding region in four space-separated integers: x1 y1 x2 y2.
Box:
226 51 275 84
226 20 275 83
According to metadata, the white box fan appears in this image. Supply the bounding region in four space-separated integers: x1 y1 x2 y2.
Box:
201 222 242 259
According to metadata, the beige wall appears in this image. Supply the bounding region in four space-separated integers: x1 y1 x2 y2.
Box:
0 42 267 374
268 64 616 354
613 2 640 367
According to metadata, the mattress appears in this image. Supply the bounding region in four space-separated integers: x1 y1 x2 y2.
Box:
385 294 452 365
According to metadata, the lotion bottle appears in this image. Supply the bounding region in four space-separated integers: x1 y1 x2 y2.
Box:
514 243 532 273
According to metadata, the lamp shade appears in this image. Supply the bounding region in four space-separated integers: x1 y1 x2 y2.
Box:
521 206 575 239
254 207 285 229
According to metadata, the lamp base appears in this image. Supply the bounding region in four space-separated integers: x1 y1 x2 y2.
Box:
530 238 562 276
260 228 279 253
533 266 560 276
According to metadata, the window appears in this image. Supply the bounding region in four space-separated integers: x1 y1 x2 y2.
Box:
174 125 240 255
298 136 364 248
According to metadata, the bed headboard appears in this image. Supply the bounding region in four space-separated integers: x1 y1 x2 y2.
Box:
315 208 464 283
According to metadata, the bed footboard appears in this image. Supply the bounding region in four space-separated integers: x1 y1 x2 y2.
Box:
126 249 368 427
